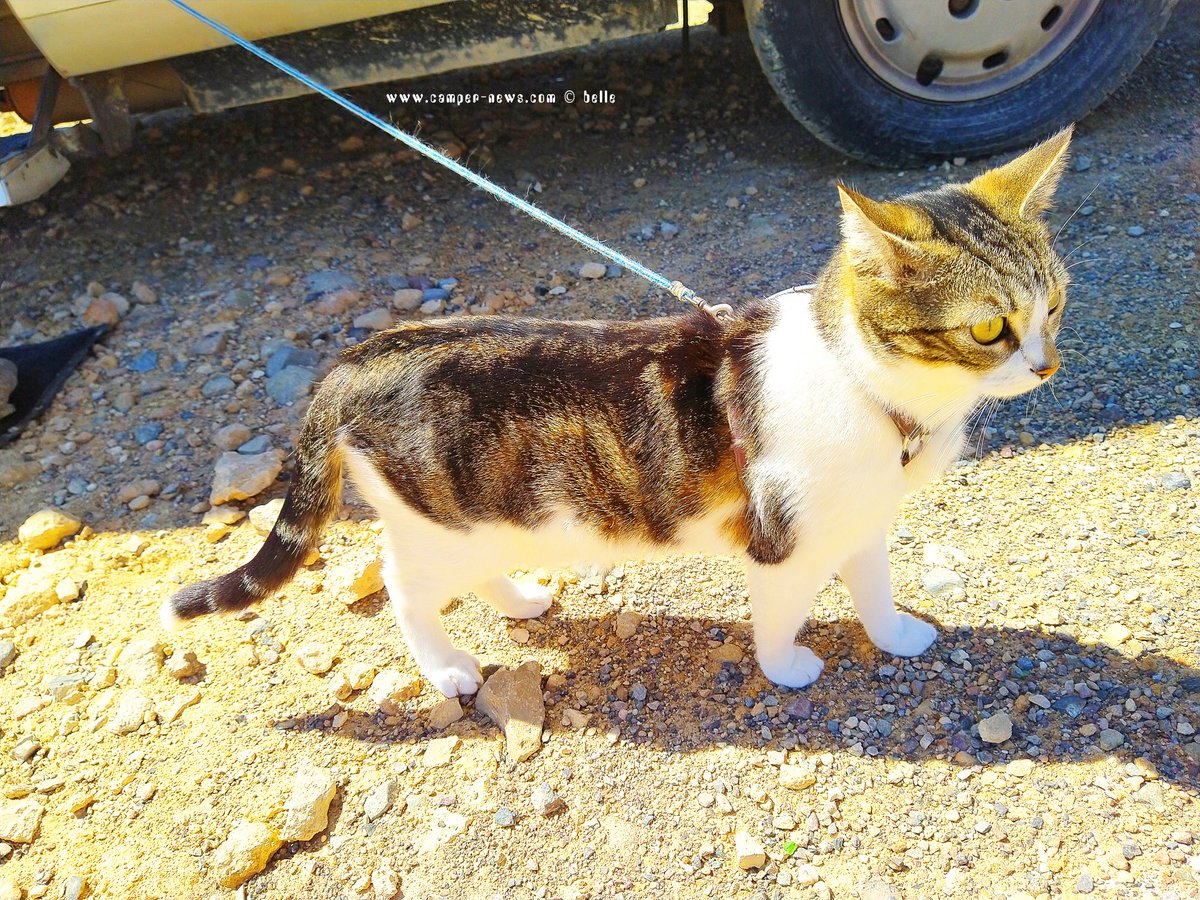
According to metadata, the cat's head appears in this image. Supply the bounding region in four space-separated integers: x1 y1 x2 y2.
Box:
835 127 1073 402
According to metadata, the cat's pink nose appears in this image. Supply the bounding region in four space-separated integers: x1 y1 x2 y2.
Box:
1036 363 1059 380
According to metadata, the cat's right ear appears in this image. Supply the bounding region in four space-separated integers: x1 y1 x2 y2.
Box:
837 185 928 282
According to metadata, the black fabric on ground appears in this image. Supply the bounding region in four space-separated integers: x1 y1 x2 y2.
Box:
0 325 107 448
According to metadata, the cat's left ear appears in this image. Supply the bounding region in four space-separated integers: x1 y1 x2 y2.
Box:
837 184 930 281
969 125 1074 220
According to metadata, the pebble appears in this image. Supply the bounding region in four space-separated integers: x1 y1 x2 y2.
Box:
579 262 607 279
921 568 963 596
116 636 163 683
1005 759 1034 777
735 830 765 869
978 711 1013 744
1126 225 1145 237
1102 623 1132 645
165 649 201 679
0 798 43 843
305 270 359 299
127 350 158 373
295 642 334 675
345 662 377 691
61 876 85 900
265 346 320 377
508 626 530 644
81 294 124 327
107 690 155 734
423 735 460 768
1074 155 1092 172
17 508 82 550
1098 728 1125 751
1161 472 1191 491
347 558 384 602
209 450 285 505
281 760 336 842
201 376 236 398
210 820 282 888
116 478 162 504
428 697 464 729
861 877 903 900
613 611 642 639
249 498 285 535
353 308 394 331
368 669 422 714
422 288 449 303
364 779 399 822
1036 607 1064 627
393 288 425 311
266 366 316 405
131 281 158 304
779 763 817 790
530 783 564 816
0 641 15 669
371 866 401 900
494 808 516 827
0 880 18 900
237 435 273 455
476 661 545 763
419 298 445 316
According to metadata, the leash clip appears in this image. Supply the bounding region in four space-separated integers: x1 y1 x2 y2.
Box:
668 281 734 321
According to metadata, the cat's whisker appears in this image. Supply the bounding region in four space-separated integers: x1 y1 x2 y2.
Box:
1054 178 1106 249
1062 235 1097 263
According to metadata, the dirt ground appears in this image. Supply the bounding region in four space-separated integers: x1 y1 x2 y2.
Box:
1 8 1198 900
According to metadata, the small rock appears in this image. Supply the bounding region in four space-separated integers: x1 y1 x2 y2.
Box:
1006 759 1034 778
0 567 68 626
345 662 376 691
1037 607 1064 627
415 808 468 853
116 635 163 683
0 878 18 900
0 798 43 843
17 508 82 550
1161 472 1192 491
201 376 236 398
428 697 464 729
1076 872 1094 893
364 779 399 822
304 270 359 299
735 830 766 869
419 298 445 316
158 688 201 724
708 643 744 664
861 876 903 900
266 366 316 405
1074 155 1092 172
210 450 285 505
779 764 817 790
281 760 336 842
107 690 155 734
0 641 16 669
423 735 460 768
165 649 201 679
295 642 334 675
579 262 607 279
353 308 393 331
369 669 422 714
210 820 282 888
922 568 963 596
393 288 425 311
249 498 285 535
340 135 365 152
1126 225 1145 237
81 295 122 326
371 865 401 900
1098 729 1125 751
116 478 162 504
508 626 530 644
978 711 1013 744
401 212 422 231
784 696 813 719
237 435 273 455
476 661 545 763
348 558 384 601
131 281 158 304
530 783 564 816
613 611 642 639
494 808 516 827
265 346 320 377
1102 623 1132 645
61 876 86 900
328 671 353 700
55 578 79 602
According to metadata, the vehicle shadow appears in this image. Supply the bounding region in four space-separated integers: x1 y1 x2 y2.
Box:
275 606 1200 790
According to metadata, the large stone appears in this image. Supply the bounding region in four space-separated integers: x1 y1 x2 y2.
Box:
210 450 285 505
0 566 67 626
476 661 545 763
210 820 282 888
280 763 338 844
17 508 82 550
0 797 43 843
281 761 336 842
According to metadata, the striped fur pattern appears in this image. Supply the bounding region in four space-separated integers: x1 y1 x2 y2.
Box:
163 129 1073 696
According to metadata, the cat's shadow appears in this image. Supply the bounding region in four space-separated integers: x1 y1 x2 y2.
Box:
275 608 1200 789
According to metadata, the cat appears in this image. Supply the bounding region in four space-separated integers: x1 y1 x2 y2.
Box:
163 127 1072 698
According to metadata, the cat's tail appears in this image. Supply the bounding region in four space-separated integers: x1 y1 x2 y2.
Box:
160 394 344 629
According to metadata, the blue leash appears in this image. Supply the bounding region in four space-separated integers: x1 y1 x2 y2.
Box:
166 0 731 319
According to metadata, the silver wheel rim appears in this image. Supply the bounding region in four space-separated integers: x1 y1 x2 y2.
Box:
839 0 1102 102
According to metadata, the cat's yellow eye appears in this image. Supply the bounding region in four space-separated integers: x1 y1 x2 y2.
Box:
1048 289 1063 313
970 316 1006 345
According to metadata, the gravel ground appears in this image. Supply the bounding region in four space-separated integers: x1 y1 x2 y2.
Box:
0 8 1197 900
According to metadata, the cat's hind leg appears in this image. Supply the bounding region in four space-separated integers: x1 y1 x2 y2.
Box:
475 576 555 620
839 534 936 657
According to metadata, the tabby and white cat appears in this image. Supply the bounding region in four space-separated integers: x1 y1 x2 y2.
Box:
164 129 1072 698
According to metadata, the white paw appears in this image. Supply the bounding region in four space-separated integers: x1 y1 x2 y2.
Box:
422 651 483 698
758 645 825 689
870 613 937 657
488 579 555 619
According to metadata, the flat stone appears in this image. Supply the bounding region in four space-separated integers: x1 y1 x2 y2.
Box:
266 366 316 405
428 697 464 729
1037 607 1064 627
364 779 399 822
237 435 273 455
17 508 82 550
265 346 320 378
158 688 201 724
779 764 817 790
345 662 376 691
978 711 1013 744
861 876 903 900
210 820 282 888
1103 623 1132 645
735 830 766 869
1006 759 1034 778
922 568 964 596
392 288 424 311
279 762 337 847
0 641 15 669
369 669 422 715
0 798 43 843
708 643 744 664
0 566 68 626
295 642 334 675
353 308 393 331
579 262 607 279
116 635 163 684
210 450 285 505
476 661 545 763
423 735 460 768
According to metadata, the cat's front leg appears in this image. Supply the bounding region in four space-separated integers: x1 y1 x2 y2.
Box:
747 561 825 689
839 534 936 657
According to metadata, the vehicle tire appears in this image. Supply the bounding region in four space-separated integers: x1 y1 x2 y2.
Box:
744 0 1178 166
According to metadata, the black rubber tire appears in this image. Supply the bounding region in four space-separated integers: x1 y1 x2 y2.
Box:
744 0 1178 166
